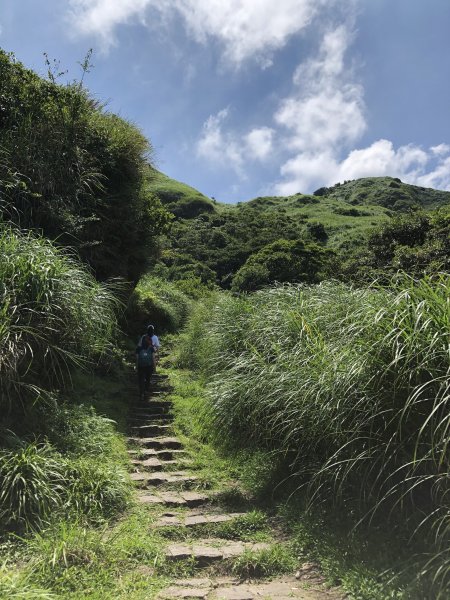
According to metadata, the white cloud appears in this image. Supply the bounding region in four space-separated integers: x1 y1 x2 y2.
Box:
68 0 328 64
272 20 450 194
196 110 275 176
335 140 428 182
275 24 365 153
245 127 274 161
68 0 151 49
276 140 450 195
335 140 450 191
431 143 450 157
276 151 338 195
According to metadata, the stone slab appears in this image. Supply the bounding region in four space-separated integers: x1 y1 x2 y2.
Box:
160 587 209 599
130 457 163 470
179 492 209 507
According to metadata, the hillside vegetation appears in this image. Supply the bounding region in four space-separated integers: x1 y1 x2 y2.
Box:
178 275 450 598
0 50 171 281
149 172 450 290
1 50 449 599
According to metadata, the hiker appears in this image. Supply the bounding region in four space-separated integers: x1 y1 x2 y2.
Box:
146 324 161 371
136 328 155 400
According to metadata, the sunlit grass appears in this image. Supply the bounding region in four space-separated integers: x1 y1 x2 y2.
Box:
179 274 450 596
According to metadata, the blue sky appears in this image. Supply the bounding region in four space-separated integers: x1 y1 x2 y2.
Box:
1 0 450 203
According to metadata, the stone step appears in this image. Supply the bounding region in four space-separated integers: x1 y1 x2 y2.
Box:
130 424 173 437
165 539 270 566
131 396 172 407
130 457 164 471
134 436 184 450
127 447 157 457
157 449 189 461
131 398 172 408
129 412 173 422
156 512 246 528
138 491 209 508
127 447 188 462
158 576 323 600
130 471 198 488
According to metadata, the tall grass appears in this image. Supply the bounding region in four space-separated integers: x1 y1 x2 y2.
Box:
179 275 449 594
126 275 191 335
0 224 120 409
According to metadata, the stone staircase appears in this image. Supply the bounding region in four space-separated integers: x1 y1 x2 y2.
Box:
127 374 343 600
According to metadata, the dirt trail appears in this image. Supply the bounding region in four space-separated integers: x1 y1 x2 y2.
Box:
127 375 344 600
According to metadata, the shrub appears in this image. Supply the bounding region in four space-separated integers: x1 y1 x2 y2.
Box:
231 238 332 292
0 565 55 600
0 442 64 530
0 50 171 281
126 275 191 335
61 457 130 520
181 276 450 593
0 225 120 409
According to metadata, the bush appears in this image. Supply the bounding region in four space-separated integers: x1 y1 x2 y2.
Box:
231 238 332 292
0 50 171 281
0 442 64 530
0 225 120 409
0 565 55 600
181 276 450 593
61 457 130 520
126 275 191 335
0 436 130 531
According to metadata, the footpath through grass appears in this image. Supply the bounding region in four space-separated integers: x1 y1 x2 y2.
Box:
163 367 437 600
0 352 443 599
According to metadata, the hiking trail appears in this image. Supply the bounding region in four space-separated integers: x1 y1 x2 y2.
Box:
127 374 344 600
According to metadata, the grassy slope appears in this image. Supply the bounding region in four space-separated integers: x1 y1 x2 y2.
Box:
150 173 450 251
228 177 450 250
146 168 216 217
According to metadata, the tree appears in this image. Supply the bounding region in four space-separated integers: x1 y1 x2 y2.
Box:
231 238 333 292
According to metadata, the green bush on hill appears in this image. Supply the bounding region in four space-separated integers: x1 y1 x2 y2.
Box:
0 224 119 410
231 238 333 292
344 208 450 279
126 275 191 335
0 50 171 281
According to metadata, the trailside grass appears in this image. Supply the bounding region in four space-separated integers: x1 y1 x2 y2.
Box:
174 275 450 599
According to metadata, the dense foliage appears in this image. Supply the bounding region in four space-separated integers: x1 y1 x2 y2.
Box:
0 50 171 281
150 174 450 289
0 224 119 411
231 238 333 291
179 276 450 595
156 207 314 288
345 208 450 279
126 275 191 335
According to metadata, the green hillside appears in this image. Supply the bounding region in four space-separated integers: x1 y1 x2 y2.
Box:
230 176 450 250
150 174 450 252
146 168 216 218
150 174 450 289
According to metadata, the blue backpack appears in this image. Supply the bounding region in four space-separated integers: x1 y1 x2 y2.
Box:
137 335 154 367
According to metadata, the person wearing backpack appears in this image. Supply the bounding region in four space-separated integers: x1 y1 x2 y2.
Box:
136 328 155 400
146 324 160 371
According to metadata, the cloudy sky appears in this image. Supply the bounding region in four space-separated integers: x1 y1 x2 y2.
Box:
1 0 450 202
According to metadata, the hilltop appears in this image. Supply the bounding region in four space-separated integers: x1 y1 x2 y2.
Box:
150 173 450 249
149 172 450 288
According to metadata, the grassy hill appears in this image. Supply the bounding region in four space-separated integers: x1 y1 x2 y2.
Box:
146 168 216 218
229 177 450 251
148 173 450 288
151 174 450 254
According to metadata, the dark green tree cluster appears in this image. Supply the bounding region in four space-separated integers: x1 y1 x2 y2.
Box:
231 238 333 292
157 207 316 289
344 209 450 280
0 50 171 281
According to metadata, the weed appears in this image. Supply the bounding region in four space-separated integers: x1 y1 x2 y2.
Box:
231 544 296 579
